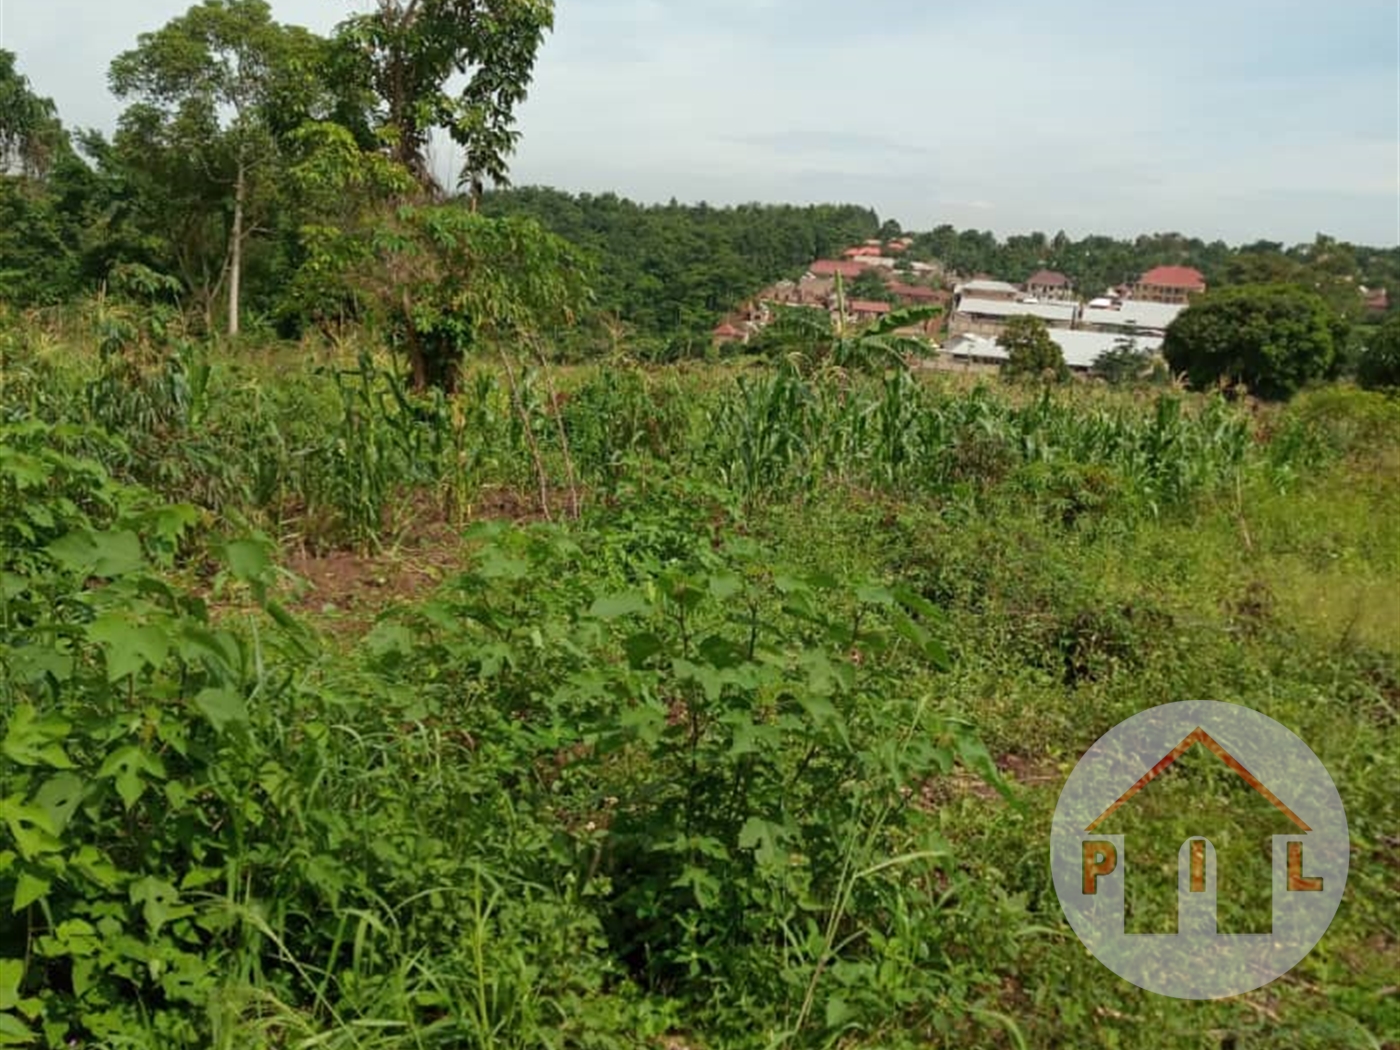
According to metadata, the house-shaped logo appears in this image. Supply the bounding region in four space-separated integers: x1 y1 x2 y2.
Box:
1080 728 1322 936
1050 702 1348 1000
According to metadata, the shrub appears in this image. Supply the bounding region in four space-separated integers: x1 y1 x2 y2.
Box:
1356 313 1400 391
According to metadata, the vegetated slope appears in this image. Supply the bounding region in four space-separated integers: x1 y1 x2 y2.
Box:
478 186 881 347
1 323 1397 1049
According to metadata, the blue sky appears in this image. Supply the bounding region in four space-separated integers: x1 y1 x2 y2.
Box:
4 0 1397 244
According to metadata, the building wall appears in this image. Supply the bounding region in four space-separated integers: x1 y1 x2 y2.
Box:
1131 282 1200 305
960 286 1021 303
1027 282 1075 301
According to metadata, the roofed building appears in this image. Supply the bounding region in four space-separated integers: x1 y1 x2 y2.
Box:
1025 269 1074 301
1131 266 1206 305
810 259 873 280
950 297 1078 338
955 279 1022 302
848 300 893 321
1079 299 1184 337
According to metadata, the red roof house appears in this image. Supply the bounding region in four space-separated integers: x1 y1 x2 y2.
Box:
1133 266 1207 304
889 283 946 305
848 300 892 317
811 260 872 280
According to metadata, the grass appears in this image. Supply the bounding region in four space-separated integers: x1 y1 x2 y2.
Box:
0 318 1396 1049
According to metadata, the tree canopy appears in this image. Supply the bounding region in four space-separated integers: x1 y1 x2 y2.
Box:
1163 284 1343 400
1001 316 1068 383
333 0 554 198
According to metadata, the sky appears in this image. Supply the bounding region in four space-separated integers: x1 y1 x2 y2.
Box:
3 0 1398 246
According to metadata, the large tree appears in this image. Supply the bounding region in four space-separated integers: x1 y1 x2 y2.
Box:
288 122 588 391
1001 316 1068 382
334 0 554 200
0 50 64 178
1163 284 1341 400
109 0 331 335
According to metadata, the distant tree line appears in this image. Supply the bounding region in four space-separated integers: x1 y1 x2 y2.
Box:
478 186 880 354
2 10 1398 387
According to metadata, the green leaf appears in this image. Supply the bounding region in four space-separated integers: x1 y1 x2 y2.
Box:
47 529 145 578
86 615 170 682
1 705 73 769
708 572 743 600
0 798 60 860
224 538 271 584
32 774 85 835
96 747 166 810
0 1012 34 1046
193 688 248 734
0 960 22 1010
588 592 652 620
129 876 185 935
12 873 49 914
622 632 665 669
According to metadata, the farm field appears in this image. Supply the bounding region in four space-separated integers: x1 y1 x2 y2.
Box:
1 323 1397 1050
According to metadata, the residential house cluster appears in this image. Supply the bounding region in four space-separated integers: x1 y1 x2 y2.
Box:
713 239 950 346
713 242 1212 378
944 265 1207 372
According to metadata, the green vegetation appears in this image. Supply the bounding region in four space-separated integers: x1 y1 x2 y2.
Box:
1357 313 1400 391
1000 316 1068 383
1092 335 1163 386
1163 285 1343 400
0 308 1397 1047
1 5 1398 1047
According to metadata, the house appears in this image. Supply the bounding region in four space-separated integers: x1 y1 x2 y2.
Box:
955 279 1022 303
1131 266 1206 304
949 297 1078 338
1079 299 1184 337
712 322 746 345
943 329 1162 373
889 283 948 308
1026 269 1074 301
943 332 1006 365
1362 286 1390 314
809 259 873 280
848 299 892 321
1048 329 1163 371
843 246 884 259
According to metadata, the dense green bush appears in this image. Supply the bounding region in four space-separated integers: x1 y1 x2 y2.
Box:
1163 283 1343 400
1355 312 1400 391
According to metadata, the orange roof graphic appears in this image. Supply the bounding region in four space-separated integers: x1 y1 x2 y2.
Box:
1085 727 1309 834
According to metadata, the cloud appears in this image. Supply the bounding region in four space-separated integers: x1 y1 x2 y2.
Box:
3 0 1396 244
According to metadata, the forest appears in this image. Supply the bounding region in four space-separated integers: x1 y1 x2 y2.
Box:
0 2 1398 1049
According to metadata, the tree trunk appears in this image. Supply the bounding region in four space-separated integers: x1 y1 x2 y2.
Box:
401 288 428 391
228 153 245 338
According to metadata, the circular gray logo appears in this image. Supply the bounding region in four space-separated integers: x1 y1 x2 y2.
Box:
1050 701 1347 999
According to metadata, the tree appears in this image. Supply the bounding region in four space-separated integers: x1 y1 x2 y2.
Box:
334 0 555 200
109 0 328 335
1093 335 1156 385
289 123 589 391
1356 313 1400 391
1163 284 1340 400
1001 315 1068 382
848 268 893 303
0 50 64 178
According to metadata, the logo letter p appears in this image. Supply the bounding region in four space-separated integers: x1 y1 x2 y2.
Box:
1082 840 1117 895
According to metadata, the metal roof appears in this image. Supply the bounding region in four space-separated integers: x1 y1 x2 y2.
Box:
943 330 1163 370
955 297 1079 323
958 279 1022 296
1079 301 1183 332
1048 329 1163 370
